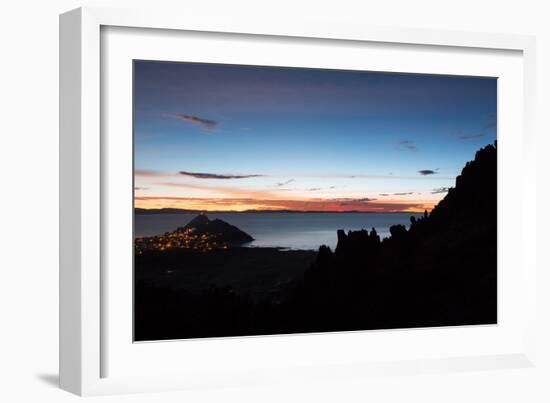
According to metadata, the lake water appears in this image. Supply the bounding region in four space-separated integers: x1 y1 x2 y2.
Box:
134 212 422 251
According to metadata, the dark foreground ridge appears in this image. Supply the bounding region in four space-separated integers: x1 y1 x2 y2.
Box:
135 143 497 340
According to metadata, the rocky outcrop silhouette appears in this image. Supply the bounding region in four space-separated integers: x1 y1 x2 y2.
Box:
295 142 497 330
179 213 254 245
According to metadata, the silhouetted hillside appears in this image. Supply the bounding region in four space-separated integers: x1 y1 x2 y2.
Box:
292 142 497 331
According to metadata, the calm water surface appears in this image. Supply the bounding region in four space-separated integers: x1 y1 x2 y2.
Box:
134 212 422 250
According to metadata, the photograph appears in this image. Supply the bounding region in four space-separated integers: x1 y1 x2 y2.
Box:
133 60 497 341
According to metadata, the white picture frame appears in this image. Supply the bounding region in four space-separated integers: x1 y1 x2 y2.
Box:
59 6 537 396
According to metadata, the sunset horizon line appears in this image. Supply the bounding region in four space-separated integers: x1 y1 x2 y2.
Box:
134 204 434 214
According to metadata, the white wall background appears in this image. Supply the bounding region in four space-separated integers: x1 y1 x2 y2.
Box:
0 0 548 401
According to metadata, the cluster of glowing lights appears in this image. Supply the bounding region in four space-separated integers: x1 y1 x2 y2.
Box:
135 227 230 254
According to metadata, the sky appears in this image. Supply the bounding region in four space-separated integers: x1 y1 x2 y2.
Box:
133 61 497 212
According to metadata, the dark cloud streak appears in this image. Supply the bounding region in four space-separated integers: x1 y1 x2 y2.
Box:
179 171 263 180
275 179 295 187
164 113 218 131
418 170 437 176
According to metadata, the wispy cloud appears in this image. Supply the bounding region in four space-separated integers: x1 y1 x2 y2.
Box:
179 171 263 180
431 187 450 194
135 170 177 178
275 185 337 193
455 113 496 141
398 139 418 151
458 133 486 140
307 186 336 191
337 197 376 206
275 179 295 187
164 113 218 131
158 181 279 200
344 173 449 180
379 191 415 196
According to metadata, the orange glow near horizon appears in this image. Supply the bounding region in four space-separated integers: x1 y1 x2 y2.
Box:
134 196 438 213
134 171 448 212
134 171 445 213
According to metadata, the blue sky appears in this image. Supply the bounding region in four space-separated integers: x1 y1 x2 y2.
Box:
134 61 496 212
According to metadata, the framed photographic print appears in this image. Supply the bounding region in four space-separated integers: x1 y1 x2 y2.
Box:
60 7 537 396
133 60 498 341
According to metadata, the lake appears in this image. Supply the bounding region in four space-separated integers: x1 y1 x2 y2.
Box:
134 212 422 251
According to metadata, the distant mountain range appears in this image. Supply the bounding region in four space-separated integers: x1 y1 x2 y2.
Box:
134 208 416 215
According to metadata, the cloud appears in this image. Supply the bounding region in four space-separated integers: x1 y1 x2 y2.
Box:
379 191 414 196
431 187 450 194
179 171 263 179
398 140 418 151
337 197 377 206
136 169 452 181
136 169 262 180
164 113 218 131
135 170 178 178
158 181 280 200
458 133 486 140
275 179 295 187
455 114 496 140
418 169 437 176
339 172 450 180
276 185 337 192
